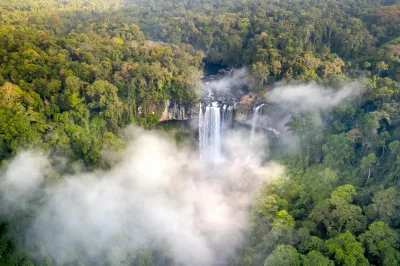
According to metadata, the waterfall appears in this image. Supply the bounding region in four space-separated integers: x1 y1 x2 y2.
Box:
221 104 233 139
200 101 234 161
249 104 264 151
221 104 227 132
221 104 233 154
199 102 221 161
199 102 205 157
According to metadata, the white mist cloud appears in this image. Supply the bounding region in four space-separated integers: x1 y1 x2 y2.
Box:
260 81 361 150
267 82 361 113
0 151 49 211
0 127 283 266
205 68 251 93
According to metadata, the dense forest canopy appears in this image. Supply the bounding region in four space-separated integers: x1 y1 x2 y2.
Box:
0 0 400 265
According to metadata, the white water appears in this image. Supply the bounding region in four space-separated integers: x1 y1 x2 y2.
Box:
200 102 221 161
200 100 269 161
199 102 205 157
249 104 264 151
221 104 227 136
221 104 233 140
199 100 234 161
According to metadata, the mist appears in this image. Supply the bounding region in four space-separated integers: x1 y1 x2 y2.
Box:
266 82 361 113
258 82 362 150
0 75 361 265
0 126 282 266
0 151 49 212
205 68 251 93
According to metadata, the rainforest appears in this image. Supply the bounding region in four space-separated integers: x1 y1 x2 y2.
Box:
0 0 399 266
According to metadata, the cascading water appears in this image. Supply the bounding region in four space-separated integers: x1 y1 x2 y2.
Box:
249 104 265 152
221 104 233 154
221 104 227 135
199 100 234 161
199 102 221 161
221 104 233 139
199 102 205 156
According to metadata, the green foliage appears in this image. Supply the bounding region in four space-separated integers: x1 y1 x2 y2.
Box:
241 63 400 264
360 153 377 181
365 187 400 226
250 62 269 91
1 1 400 265
309 168 340 203
359 221 400 266
322 133 355 169
264 245 302 266
302 236 326 254
303 251 334 266
326 231 369 266
309 185 367 237
331 185 357 203
0 3 204 164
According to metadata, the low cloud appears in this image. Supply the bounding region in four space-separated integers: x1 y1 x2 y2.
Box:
0 151 49 212
267 81 361 113
257 82 362 150
0 126 283 266
204 68 251 94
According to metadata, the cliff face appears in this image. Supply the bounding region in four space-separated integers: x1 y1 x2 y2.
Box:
234 94 258 121
159 100 200 122
158 94 258 122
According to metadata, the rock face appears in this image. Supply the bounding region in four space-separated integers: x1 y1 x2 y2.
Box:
158 93 259 123
159 100 200 122
158 97 258 122
234 94 258 121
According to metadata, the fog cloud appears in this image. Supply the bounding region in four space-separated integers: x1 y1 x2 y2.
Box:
267 82 361 113
257 82 362 150
0 126 282 266
205 68 251 93
0 151 49 212
0 78 358 266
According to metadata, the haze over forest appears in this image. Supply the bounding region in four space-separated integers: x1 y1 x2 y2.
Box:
0 0 400 266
